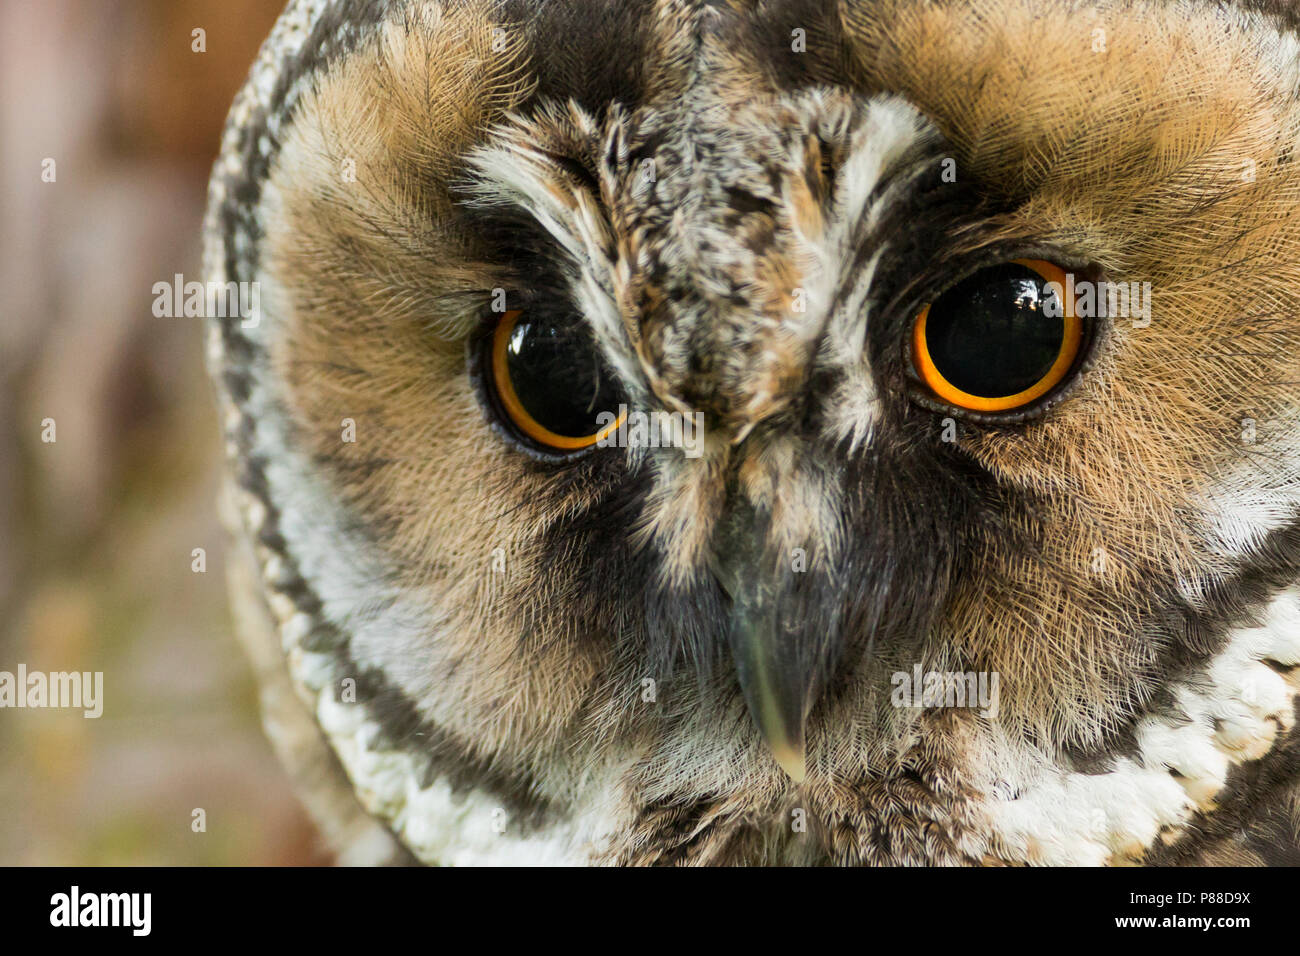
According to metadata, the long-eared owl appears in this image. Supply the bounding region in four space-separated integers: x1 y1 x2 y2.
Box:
205 0 1300 865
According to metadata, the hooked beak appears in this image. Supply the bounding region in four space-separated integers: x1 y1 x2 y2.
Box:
710 500 823 783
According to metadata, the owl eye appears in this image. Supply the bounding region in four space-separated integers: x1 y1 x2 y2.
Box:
911 259 1084 414
487 309 625 452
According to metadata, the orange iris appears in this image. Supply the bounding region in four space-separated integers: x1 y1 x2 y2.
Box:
491 310 626 450
911 259 1083 413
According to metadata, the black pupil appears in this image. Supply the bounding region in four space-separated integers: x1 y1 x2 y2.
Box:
504 318 621 438
924 263 1065 398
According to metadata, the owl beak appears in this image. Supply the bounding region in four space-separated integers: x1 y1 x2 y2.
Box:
725 583 810 782
711 501 815 784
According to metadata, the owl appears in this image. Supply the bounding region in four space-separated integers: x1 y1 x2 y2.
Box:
204 0 1300 866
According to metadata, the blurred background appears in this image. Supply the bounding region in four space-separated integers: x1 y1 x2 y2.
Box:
0 0 330 864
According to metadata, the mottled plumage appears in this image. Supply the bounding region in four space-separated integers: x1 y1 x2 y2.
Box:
206 0 1300 865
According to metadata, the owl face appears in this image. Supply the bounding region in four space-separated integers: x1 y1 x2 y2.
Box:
206 0 1300 865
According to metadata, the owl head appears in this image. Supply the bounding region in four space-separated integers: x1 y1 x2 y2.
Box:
205 0 1300 865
